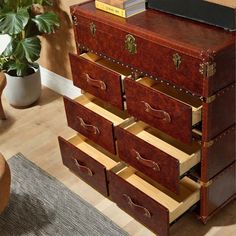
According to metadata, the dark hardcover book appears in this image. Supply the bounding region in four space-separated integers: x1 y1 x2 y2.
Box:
148 0 236 31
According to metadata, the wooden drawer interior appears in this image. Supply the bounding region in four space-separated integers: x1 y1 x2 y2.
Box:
75 93 129 126
80 52 131 92
115 166 201 223
137 77 202 125
68 134 119 170
121 121 201 175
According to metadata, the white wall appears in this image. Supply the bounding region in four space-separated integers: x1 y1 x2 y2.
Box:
0 34 11 54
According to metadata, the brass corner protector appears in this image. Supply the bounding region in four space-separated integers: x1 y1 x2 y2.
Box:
199 62 216 78
203 140 214 148
200 94 217 104
198 180 213 187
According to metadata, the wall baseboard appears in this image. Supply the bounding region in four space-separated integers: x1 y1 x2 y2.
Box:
40 66 81 99
0 34 80 98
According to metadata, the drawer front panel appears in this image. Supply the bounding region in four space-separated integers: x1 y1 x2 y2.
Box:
63 96 116 154
58 136 108 196
73 14 203 96
116 126 180 193
109 171 169 236
201 162 235 219
69 53 124 110
202 83 235 141
201 125 235 181
125 78 193 143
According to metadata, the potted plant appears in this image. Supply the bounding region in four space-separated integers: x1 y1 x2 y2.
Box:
0 0 60 107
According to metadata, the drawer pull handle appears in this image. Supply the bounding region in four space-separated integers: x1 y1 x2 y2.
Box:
73 158 93 176
141 101 171 123
123 194 151 218
78 117 100 135
84 73 107 91
133 149 160 172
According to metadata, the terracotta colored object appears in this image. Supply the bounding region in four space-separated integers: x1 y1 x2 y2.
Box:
58 136 109 196
71 1 235 97
0 153 11 214
69 53 125 110
64 96 117 154
58 2 235 235
0 73 6 120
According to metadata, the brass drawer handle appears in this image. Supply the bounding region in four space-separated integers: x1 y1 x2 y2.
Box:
73 158 93 176
77 117 100 135
132 149 160 172
83 73 107 91
123 194 151 218
141 101 171 123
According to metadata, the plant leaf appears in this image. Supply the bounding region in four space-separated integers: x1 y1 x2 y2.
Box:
42 0 53 6
0 8 29 35
6 60 29 76
2 37 17 56
14 37 41 62
32 12 59 34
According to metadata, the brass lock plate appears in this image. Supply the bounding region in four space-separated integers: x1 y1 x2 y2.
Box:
125 34 137 54
90 22 96 37
173 53 181 69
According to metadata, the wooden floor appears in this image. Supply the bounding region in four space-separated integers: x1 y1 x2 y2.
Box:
0 87 235 236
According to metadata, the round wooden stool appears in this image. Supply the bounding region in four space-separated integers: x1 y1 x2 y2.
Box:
0 153 11 213
0 72 6 120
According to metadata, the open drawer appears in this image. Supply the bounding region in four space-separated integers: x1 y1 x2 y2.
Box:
64 93 129 154
69 52 131 110
125 77 202 143
109 166 200 236
58 135 119 196
116 121 201 193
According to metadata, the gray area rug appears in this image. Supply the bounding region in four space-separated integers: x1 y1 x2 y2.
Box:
0 153 129 236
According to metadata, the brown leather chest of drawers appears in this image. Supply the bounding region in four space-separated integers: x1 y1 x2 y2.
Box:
58 1 235 235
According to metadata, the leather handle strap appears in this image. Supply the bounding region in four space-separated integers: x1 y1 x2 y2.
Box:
141 101 171 123
123 194 151 218
73 158 93 176
83 73 107 91
132 149 160 172
77 117 100 135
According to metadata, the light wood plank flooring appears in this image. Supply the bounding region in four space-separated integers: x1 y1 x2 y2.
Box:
0 87 235 236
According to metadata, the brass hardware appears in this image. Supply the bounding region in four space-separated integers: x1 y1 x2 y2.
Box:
125 34 137 54
200 95 217 103
199 62 216 78
205 95 216 103
173 53 181 69
203 140 214 148
72 15 78 25
198 180 213 187
89 22 96 36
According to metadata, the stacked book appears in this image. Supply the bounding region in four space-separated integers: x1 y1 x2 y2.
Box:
95 0 146 18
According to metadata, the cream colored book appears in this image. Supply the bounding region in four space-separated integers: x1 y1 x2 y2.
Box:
95 0 146 18
98 0 145 9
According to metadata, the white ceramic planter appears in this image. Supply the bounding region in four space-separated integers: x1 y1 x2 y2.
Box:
4 69 41 107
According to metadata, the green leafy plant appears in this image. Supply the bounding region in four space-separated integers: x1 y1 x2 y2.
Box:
0 0 60 76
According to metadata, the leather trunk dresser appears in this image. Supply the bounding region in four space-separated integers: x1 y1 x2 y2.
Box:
58 1 235 235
